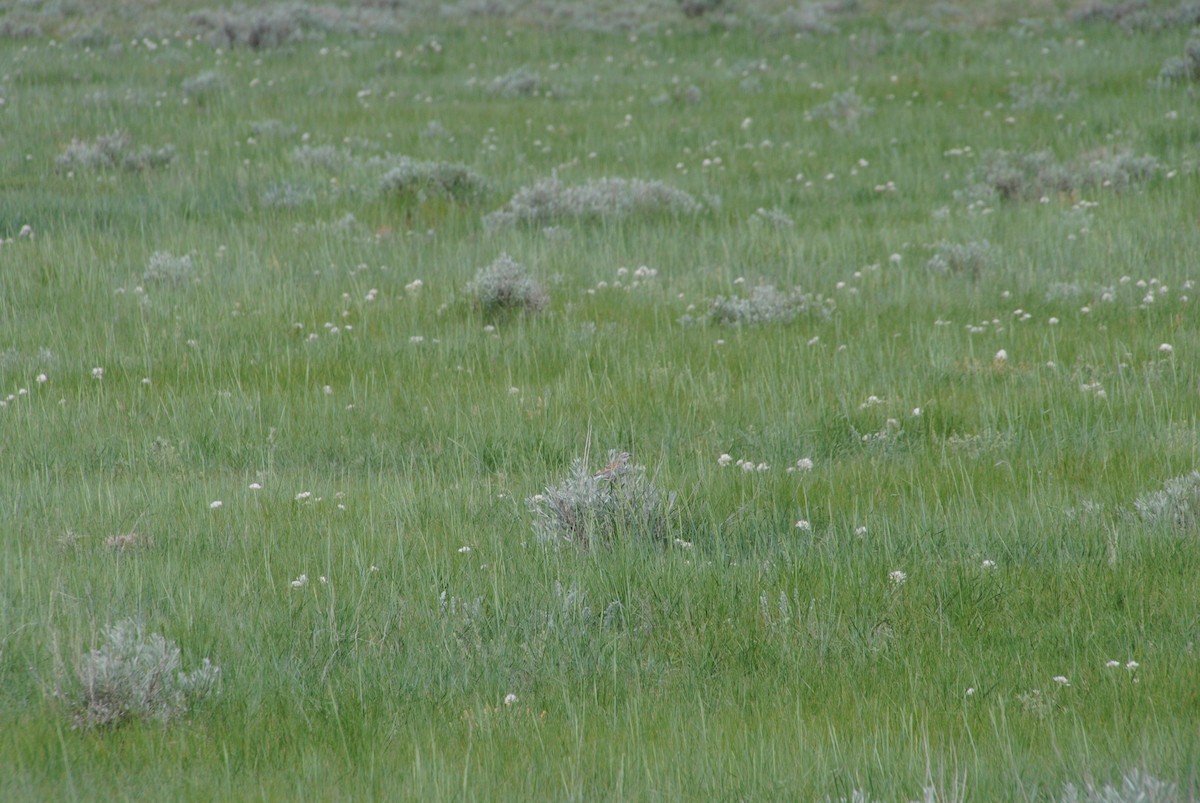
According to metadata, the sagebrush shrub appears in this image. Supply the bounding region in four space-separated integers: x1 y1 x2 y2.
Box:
488 67 551 97
1159 30 1200 83
56 132 176 173
705 284 832 326
181 70 226 99
380 158 490 202
808 88 873 133
465 254 548 314
68 619 220 729
1060 769 1178 803
1133 471 1200 531
961 148 1156 203
143 251 196 284
484 175 702 228
527 450 676 550
926 240 996 278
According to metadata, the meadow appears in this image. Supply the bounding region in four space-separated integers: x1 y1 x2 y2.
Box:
1 0 1199 799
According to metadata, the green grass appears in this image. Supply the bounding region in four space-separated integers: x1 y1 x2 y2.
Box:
2 1 1200 799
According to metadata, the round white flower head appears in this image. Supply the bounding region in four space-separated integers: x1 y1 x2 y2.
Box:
209 500 223 510
1052 675 1070 686
504 693 518 706
889 570 907 585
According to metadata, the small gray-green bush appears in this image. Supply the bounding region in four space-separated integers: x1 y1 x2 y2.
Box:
68 619 220 729
380 158 490 203
488 66 551 97
1060 769 1178 803
1133 471 1200 531
527 450 676 550
56 132 176 173
1009 79 1080 110
926 240 996 278
677 0 725 18
705 284 832 326
181 70 226 99
260 181 317 209
808 88 873 133
962 148 1156 202
465 254 548 314
484 176 702 229
143 251 196 284
1159 30 1200 83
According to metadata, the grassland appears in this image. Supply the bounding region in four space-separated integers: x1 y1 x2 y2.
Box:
1 0 1199 799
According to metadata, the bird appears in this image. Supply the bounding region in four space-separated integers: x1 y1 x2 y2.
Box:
593 451 631 480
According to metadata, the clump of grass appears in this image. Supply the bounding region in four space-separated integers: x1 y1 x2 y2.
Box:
484 175 702 229
55 131 176 173
704 284 832 326
380 158 490 203
926 240 996 278
65 619 220 729
527 450 676 550
143 251 196 284
465 253 548 314
961 148 1157 202
1159 29 1200 83
1133 471 1200 531
1060 768 1178 802
807 88 873 133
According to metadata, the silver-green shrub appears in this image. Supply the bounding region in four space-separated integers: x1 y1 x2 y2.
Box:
380 157 490 203
484 176 702 229
56 132 176 173
488 67 550 97
527 450 676 550
962 149 1156 203
1160 30 1200 82
465 254 548 314
69 619 220 729
1133 471 1200 531
1060 769 1178 803
143 251 196 284
706 284 832 326
926 240 996 278
808 88 873 134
